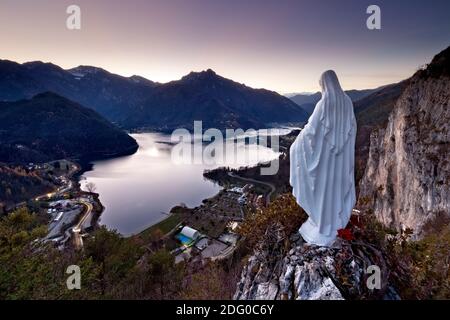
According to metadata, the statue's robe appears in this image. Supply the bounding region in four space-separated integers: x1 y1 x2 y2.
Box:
290 70 357 245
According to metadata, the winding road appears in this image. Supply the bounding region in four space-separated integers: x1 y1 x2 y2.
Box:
72 199 93 249
227 172 276 204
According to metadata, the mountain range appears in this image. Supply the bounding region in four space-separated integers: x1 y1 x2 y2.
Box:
0 58 411 166
0 60 309 131
289 87 383 114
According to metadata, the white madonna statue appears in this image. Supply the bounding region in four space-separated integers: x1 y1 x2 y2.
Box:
290 70 357 246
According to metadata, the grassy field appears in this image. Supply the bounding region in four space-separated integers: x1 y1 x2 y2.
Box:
137 211 183 242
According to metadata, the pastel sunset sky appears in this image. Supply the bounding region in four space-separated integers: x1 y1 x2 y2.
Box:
1 0 450 92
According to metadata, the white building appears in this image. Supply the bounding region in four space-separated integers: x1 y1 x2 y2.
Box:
180 226 200 240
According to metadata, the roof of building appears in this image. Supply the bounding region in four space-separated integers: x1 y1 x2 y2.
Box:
180 226 200 240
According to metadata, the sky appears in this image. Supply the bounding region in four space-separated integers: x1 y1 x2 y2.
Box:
1 0 450 93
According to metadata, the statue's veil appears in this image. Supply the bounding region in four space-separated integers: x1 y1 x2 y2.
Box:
316 70 355 155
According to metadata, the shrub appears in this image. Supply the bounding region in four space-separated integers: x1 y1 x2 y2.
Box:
237 193 306 247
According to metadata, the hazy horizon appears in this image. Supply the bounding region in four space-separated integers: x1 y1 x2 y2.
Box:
1 0 450 93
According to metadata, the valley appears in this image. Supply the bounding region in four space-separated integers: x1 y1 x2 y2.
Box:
0 45 449 300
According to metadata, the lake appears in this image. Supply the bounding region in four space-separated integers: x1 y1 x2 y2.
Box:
80 131 285 236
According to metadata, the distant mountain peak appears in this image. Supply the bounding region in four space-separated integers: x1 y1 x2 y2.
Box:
182 68 220 81
129 75 146 82
205 68 216 75
22 61 66 74
129 75 158 86
68 65 106 77
23 61 58 68
32 91 63 100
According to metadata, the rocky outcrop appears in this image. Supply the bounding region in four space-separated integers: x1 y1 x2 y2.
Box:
234 235 340 300
358 47 450 237
234 230 399 300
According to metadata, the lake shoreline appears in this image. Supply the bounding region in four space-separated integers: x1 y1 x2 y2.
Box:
78 130 287 237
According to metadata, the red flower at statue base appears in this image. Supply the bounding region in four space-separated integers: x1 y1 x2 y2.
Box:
337 228 354 241
349 214 362 228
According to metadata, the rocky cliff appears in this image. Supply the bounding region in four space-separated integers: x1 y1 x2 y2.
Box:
233 214 399 300
234 233 345 300
358 47 450 237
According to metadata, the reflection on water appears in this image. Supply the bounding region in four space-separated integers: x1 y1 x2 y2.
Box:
80 132 280 236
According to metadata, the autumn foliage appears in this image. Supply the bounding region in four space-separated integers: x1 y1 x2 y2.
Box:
237 193 307 247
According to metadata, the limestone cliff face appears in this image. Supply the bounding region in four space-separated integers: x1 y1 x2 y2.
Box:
234 230 401 300
359 47 450 237
234 234 346 300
